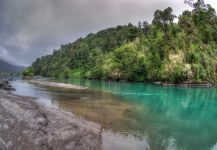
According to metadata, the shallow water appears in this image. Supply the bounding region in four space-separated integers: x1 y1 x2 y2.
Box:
11 78 217 150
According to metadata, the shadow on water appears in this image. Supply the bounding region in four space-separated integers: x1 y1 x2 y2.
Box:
11 78 217 150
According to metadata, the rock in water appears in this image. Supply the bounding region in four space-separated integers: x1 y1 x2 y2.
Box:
0 80 15 91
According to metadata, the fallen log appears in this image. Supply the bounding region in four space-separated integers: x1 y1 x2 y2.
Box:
0 80 15 91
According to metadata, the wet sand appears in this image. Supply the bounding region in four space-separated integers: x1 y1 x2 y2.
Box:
28 80 88 90
0 90 102 150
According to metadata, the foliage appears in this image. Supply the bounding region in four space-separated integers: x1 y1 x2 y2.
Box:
30 1 217 83
22 67 34 77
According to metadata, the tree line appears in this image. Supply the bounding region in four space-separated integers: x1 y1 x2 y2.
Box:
25 0 217 83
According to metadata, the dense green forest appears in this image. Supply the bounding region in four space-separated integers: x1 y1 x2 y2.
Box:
26 0 217 83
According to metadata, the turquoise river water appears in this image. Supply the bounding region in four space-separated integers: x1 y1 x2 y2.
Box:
8 78 217 150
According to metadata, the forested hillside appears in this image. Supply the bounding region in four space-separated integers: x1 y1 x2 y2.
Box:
28 0 217 83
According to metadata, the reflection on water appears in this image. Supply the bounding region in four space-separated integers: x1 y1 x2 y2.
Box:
11 79 217 150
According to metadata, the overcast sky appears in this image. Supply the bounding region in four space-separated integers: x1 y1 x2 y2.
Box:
0 0 216 66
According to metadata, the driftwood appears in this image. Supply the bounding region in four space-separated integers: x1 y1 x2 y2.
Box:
0 80 15 91
153 81 215 88
177 82 214 87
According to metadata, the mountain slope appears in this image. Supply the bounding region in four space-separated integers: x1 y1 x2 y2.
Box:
29 2 217 83
31 24 140 77
0 60 25 73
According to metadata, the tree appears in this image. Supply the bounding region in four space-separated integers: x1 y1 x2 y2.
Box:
127 23 140 41
22 67 34 77
152 7 175 32
178 11 195 35
138 21 150 36
184 0 206 8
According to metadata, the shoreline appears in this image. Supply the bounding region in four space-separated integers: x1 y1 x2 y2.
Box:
28 79 88 90
27 75 216 88
0 90 102 150
153 81 215 88
24 76 216 88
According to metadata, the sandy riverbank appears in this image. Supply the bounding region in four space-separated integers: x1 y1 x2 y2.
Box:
28 80 88 90
0 90 102 150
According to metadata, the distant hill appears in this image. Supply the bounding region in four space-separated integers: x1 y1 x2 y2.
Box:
30 2 217 83
0 60 25 73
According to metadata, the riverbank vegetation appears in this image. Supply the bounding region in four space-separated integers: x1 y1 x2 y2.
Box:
28 0 217 83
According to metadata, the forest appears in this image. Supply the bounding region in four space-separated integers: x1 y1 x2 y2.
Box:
25 0 217 83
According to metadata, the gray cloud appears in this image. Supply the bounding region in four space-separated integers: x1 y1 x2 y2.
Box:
0 0 216 66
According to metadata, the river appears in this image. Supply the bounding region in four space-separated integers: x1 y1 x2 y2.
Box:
7 77 217 150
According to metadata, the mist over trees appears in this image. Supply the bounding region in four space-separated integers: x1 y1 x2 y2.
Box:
28 0 217 83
